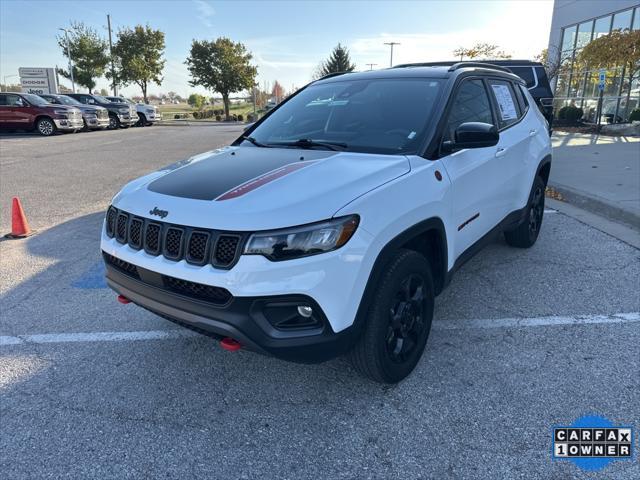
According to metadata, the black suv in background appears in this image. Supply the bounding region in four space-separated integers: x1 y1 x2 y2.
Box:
64 93 137 129
394 60 554 132
39 93 109 130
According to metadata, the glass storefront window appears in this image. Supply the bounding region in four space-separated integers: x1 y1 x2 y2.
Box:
561 25 577 51
612 8 633 32
593 15 612 39
576 20 593 48
634 8 640 30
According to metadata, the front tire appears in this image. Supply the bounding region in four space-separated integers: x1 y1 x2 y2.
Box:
36 117 56 136
136 113 147 127
349 249 434 384
108 114 120 129
504 176 545 248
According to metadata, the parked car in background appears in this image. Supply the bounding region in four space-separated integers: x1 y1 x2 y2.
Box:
64 93 137 129
39 93 109 131
0 92 83 136
106 96 162 126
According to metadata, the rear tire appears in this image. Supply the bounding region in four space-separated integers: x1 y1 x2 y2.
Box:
504 176 545 248
36 117 56 136
349 249 434 384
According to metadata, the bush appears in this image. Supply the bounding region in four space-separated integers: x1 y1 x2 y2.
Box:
192 111 200 119
232 114 238 121
237 114 243 122
558 105 584 122
629 109 640 122
215 115 222 121
246 113 255 122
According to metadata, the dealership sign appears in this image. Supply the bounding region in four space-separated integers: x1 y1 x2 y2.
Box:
19 67 58 94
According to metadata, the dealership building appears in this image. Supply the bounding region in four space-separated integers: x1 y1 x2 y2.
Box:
547 0 640 122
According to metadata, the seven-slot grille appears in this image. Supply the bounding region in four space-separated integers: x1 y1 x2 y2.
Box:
105 206 243 269
97 109 108 119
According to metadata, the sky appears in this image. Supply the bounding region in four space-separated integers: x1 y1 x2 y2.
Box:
0 0 554 98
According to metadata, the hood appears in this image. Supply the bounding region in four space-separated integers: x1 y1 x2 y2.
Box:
42 104 79 112
112 146 410 231
78 104 106 114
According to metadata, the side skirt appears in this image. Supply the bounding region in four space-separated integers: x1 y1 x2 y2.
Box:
443 206 527 288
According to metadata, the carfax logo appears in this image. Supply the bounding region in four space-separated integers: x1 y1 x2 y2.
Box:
553 415 634 471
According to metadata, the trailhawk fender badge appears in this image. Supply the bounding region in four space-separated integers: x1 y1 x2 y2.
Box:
215 161 317 201
149 207 169 218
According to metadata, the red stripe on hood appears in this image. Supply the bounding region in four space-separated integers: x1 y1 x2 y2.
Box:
215 161 317 201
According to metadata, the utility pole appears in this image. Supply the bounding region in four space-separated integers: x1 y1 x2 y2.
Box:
366 63 378 70
384 42 400 67
107 14 117 96
59 28 75 92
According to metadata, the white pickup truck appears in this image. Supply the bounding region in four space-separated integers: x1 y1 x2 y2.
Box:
106 96 162 126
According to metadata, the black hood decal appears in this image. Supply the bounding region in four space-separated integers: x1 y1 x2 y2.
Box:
147 147 334 201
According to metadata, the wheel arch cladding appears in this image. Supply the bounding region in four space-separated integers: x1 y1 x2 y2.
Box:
352 217 447 334
536 154 552 186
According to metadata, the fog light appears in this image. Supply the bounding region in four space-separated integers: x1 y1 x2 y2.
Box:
297 305 313 318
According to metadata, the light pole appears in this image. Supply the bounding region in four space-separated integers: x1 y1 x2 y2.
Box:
366 63 378 70
3 74 18 91
384 42 400 67
59 28 75 92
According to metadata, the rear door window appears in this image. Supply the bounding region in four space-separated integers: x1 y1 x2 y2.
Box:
488 80 521 129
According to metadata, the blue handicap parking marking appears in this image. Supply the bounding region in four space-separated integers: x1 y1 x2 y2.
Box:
72 261 107 289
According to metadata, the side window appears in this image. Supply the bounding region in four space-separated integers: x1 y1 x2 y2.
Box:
512 83 528 113
6 95 25 107
78 95 92 104
509 67 536 88
488 80 521 129
444 79 494 141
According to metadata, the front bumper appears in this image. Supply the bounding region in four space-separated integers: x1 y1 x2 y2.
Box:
118 114 138 126
54 117 84 131
104 255 358 363
85 115 109 129
142 111 162 122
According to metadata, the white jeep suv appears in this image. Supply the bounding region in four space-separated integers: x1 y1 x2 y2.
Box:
101 63 551 383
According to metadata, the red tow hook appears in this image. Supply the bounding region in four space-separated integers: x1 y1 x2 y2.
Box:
220 337 242 351
117 294 132 304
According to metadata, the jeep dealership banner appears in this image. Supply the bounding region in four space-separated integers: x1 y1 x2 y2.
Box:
19 67 58 94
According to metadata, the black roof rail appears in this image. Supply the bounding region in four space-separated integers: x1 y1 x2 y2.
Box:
316 71 348 81
392 61 512 73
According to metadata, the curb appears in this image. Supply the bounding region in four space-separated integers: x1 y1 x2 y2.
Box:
546 198 640 249
547 182 639 231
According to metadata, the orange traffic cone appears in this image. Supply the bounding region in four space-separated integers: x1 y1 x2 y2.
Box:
6 197 33 239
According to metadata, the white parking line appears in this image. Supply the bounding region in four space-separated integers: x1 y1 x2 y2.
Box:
0 313 638 347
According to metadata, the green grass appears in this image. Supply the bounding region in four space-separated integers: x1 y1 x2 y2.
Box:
157 103 193 113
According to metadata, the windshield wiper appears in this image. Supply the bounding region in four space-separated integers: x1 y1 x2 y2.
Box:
266 138 348 151
240 135 272 148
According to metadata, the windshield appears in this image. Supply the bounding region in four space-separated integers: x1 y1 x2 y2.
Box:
22 93 50 106
108 96 133 104
247 78 443 155
93 95 111 103
55 95 81 106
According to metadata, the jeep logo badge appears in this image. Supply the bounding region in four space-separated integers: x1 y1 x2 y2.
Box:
149 207 168 218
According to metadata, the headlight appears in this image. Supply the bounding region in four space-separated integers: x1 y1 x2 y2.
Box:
119 107 129 113
244 215 359 261
53 109 69 115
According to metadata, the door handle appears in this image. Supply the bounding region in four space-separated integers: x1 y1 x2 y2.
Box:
495 147 508 158
529 129 537 136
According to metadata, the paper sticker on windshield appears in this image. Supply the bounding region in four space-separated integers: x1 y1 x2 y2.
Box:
491 84 517 121
408 131 416 139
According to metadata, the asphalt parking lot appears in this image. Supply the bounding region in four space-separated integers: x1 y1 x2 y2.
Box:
1 126 639 479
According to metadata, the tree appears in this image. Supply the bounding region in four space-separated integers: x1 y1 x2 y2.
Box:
99 88 109 96
185 37 258 119
188 93 206 109
535 46 563 82
271 81 284 102
110 24 165 104
578 30 640 119
315 43 356 78
57 22 110 93
453 42 512 61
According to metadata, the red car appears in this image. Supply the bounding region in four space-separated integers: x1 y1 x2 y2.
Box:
0 92 84 136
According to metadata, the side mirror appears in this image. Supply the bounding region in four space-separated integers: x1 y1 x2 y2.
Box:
442 122 499 153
